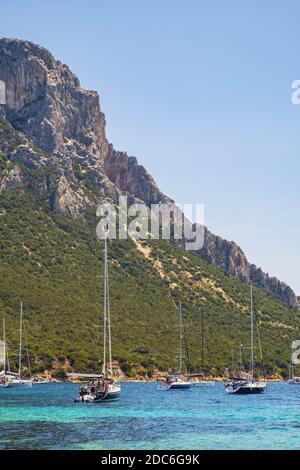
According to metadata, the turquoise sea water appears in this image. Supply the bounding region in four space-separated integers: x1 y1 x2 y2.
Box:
0 382 300 449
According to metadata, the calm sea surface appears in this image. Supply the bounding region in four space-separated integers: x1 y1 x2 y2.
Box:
0 382 300 449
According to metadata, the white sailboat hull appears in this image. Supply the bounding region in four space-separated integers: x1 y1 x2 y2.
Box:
75 381 121 402
168 381 191 390
157 377 192 390
6 378 33 388
288 379 300 385
94 383 121 401
225 381 266 394
189 380 215 387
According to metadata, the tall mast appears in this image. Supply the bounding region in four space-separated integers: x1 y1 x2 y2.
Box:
183 323 191 373
106 241 112 377
3 317 6 374
18 302 23 379
201 306 204 375
102 237 107 377
250 285 254 380
290 343 293 380
239 342 243 372
179 301 182 373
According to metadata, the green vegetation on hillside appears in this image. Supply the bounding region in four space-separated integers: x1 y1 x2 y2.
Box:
0 191 299 378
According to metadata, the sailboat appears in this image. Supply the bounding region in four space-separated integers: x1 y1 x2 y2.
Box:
0 305 33 388
188 306 215 387
224 285 266 394
158 302 191 390
0 318 18 388
0 318 10 388
74 236 121 402
288 345 300 384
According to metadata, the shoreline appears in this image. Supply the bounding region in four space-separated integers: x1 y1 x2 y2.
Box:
33 375 287 384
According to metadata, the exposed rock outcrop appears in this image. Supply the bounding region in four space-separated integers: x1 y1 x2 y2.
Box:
104 150 173 206
0 38 108 156
0 38 170 217
0 37 298 308
198 227 300 308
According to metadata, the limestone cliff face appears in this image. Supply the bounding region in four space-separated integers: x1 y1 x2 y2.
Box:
0 38 298 309
0 38 169 216
104 150 173 205
0 38 108 156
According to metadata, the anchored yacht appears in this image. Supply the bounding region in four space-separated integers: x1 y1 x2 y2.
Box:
74 235 120 402
158 302 191 391
0 307 32 388
225 285 266 395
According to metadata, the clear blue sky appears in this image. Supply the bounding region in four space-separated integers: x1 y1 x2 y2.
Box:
2 0 300 294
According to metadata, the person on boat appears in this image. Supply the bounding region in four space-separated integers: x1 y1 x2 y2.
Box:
1 376 7 386
99 378 108 391
165 376 172 386
79 386 88 396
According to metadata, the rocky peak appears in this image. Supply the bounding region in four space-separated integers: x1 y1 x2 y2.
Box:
0 38 108 156
0 38 170 213
0 38 298 309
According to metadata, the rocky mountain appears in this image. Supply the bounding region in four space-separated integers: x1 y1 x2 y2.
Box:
199 228 299 308
0 38 171 215
0 37 298 310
